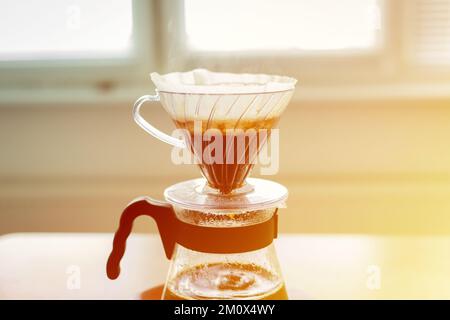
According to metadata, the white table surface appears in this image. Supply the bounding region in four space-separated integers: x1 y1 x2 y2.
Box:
1 233 450 299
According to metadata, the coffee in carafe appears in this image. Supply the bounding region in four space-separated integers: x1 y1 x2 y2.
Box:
163 262 288 300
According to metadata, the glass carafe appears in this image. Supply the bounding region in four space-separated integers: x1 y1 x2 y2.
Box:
107 178 288 300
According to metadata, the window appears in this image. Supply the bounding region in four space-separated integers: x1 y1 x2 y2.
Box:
0 0 155 96
175 0 450 88
0 0 133 61
173 0 387 88
409 0 450 66
184 0 382 52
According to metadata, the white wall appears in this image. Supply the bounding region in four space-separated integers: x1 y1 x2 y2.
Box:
2 97 450 234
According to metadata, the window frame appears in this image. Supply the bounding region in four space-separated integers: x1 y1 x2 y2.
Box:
0 0 156 91
159 0 396 86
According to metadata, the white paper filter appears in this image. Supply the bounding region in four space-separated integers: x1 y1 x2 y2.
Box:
150 69 297 122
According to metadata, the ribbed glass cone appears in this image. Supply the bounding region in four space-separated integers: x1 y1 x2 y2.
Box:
160 91 293 193
152 69 296 194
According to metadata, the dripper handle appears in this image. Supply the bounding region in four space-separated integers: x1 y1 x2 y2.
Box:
133 92 186 149
106 196 178 280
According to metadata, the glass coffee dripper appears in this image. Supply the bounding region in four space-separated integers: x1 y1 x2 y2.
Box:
133 69 296 194
106 69 296 299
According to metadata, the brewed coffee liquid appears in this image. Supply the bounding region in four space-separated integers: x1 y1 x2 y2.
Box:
175 118 279 194
163 262 287 300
